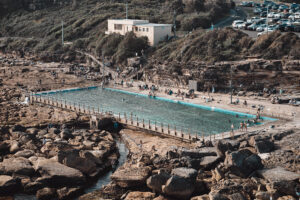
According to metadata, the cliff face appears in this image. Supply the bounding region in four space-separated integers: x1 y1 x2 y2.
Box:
0 0 71 15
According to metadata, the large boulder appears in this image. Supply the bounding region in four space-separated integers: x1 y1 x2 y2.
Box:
257 167 300 196
35 159 86 187
162 176 195 200
171 167 197 183
224 149 263 178
199 156 221 170
9 141 20 153
36 187 57 200
0 175 21 195
111 166 151 188
146 171 171 193
0 157 35 176
60 129 74 140
216 140 236 158
57 150 99 177
249 136 274 153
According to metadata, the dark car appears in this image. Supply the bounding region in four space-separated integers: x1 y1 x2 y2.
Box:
260 11 267 17
284 24 295 31
294 25 300 32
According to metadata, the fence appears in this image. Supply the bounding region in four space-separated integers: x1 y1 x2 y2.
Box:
29 94 240 142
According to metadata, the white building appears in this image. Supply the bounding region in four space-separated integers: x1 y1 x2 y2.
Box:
105 19 173 46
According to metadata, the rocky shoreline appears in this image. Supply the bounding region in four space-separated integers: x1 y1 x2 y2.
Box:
78 127 300 200
0 122 120 200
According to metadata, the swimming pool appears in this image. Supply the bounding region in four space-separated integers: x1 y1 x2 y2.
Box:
38 87 276 135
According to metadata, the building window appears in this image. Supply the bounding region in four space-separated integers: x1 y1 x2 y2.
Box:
143 28 145 32
114 24 122 30
135 27 138 31
139 28 142 31
146 28 149 32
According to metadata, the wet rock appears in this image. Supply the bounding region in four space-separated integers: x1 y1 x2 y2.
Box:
271 130 293 141
125 191 155 200
15 149 35 158
162 175 195 200
224 149 263 178
0 157 34 176
35 159 86 187
111 166 151 188
200 156 221 170
253 140 274 154
57 187 83 200
36 187 57 200
147 171 171 193
0 175 20 195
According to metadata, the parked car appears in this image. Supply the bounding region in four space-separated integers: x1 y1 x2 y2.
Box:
260 11 267 17
257 29 275 36
232 20 245 28
267 12 275 18
274 13 284 19
254 8 262 14
279 4 289 11
256 24 268 31
290 3 300 10
284 24 294 31
248 23 259 30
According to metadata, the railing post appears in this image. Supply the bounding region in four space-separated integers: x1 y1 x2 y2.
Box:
131 113 133 125
142 119 145 128
125 113 127 123
168 124 170 134
181 128 183 138
137 117 139 126
149 120 151 129
161 123 163 133
155 121 157 131
174 125 177 136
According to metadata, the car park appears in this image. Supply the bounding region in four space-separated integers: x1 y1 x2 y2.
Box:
232 20 245 28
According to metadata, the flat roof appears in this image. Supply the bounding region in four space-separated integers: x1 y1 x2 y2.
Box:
136 23 173 27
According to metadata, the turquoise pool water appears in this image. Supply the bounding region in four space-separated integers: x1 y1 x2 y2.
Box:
40 87 275 135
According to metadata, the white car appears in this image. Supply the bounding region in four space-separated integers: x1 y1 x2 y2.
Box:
267 12 275 18
257 29 275 36
256 24 267 32
274 13 284 19
232 20 244 28
295 12 300 19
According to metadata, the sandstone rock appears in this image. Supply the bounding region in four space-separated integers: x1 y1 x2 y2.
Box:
15 149 35 158
277 196 296 200
0 157 34 176
57 150 99 177
216 140 236 158
171 167 197 183
0 175 20 195
111 166 151 188
36 187 57 200
191 195 210 200
57 187 83 200
146 171 171 193
60 129 73 140
255 191 271 200
125 191 155 200
212 168 224 181
162 176 195 200
9 141 20 153
35 159 86 187
224 149 263 178
200 156 221 170
179 147 217 159
209 191 229 200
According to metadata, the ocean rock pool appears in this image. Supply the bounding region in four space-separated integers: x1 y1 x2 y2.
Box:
39 87 276 135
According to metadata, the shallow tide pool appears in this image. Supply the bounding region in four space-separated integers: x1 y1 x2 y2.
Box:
42 87 271 135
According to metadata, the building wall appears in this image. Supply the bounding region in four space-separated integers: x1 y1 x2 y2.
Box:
134 26 154 46
153 26 172 45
